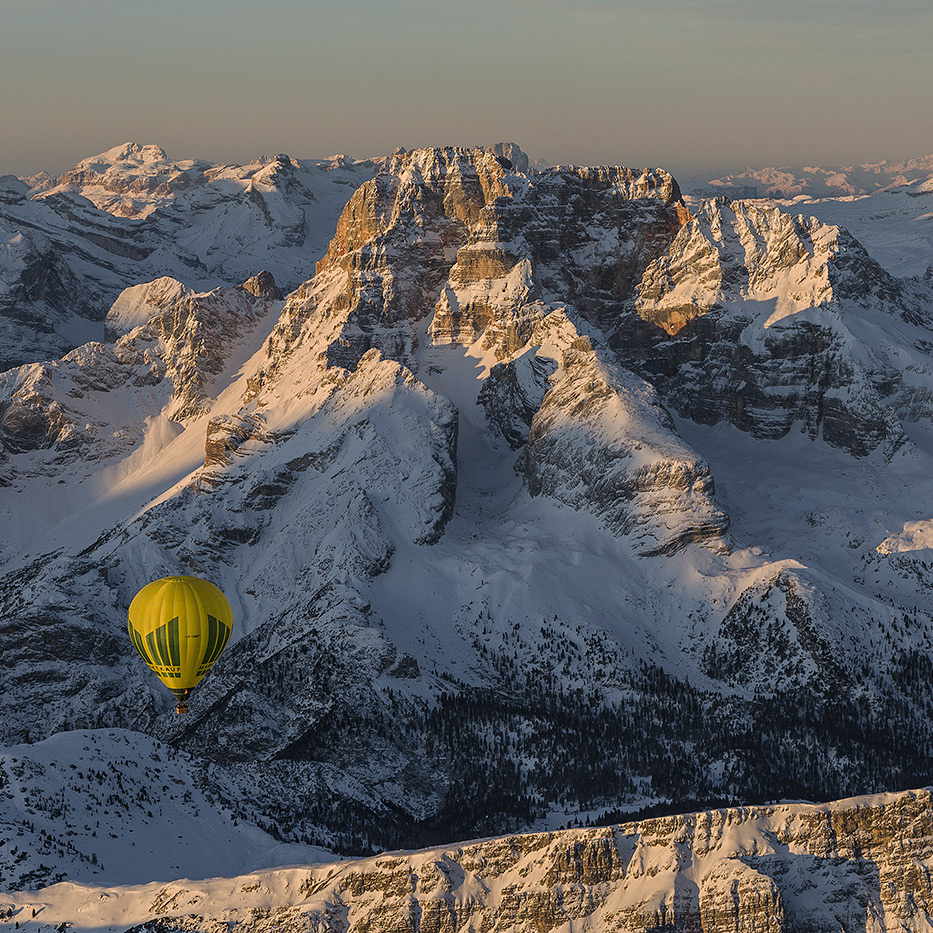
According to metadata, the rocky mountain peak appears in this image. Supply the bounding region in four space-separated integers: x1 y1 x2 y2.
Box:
486 141 531 173
619 195 929 457
32 142 209 219
104 141 170 163
244 147 725 558
240 270 283 301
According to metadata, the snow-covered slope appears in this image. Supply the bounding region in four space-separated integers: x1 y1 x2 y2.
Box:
1 144 933 884
0 730 331 892
3 788 933 932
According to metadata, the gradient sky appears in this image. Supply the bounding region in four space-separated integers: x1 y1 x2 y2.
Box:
2 0 931 179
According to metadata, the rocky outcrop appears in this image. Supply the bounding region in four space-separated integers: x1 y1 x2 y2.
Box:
105 275 195 338
634 199 903 336
430 162 689 349
15 790 933 932
240 269 283 301
129 280 277 421
276 147 688 379
0 276 277 479
202 413 267 469
306 146 516 373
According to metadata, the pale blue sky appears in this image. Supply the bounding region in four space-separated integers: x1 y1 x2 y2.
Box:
2 0 930 178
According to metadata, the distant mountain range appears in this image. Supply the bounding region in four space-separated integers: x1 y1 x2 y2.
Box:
688 155 933 200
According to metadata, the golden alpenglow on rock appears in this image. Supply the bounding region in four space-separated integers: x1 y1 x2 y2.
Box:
127 575 233 713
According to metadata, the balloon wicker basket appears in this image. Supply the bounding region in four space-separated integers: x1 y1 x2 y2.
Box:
174 687 190 715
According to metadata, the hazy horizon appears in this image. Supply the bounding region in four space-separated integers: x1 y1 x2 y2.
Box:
8 136 933 185
2 0 931 180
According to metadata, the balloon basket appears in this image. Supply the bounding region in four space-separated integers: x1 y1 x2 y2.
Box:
175 701 189 715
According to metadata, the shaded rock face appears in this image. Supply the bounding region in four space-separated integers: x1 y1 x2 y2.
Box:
83 791 933 933
0 201 106 370
521 333 729 555
240 269 283 302
430 163 689 349
617 198 927 457
478 348 558 449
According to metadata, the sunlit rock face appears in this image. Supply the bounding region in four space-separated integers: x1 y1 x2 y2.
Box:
431 162 689 347
49 790 933 933
308 146 515 372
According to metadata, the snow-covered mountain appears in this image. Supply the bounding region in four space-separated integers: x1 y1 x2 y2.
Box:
2 143 933 894
691 155 933 200
0 142 381 369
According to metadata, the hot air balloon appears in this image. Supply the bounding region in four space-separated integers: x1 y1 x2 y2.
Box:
127 575 233 714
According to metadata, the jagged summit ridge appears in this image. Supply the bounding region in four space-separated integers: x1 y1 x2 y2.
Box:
636 197 907 334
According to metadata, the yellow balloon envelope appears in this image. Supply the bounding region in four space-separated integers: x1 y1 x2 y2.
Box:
128 575 233 713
